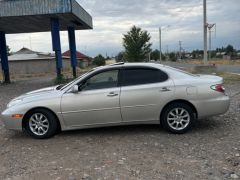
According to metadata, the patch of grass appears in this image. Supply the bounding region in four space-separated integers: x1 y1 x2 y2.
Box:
184 67 240 83
185 59 240 65
9 72 55 81
184 67 216 74
0 66 94 82
216 72 240 83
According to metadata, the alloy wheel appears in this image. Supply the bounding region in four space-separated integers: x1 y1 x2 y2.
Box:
29 113 49 136
167 108 190 131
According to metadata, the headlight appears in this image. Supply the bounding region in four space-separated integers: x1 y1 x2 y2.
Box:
7 99 23 108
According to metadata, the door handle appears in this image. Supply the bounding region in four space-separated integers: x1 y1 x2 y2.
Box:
160 87 171 92
107 92 118 97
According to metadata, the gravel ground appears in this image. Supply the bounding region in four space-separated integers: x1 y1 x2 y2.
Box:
0 77 240 180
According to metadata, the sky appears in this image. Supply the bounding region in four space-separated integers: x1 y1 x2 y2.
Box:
6 0 240 57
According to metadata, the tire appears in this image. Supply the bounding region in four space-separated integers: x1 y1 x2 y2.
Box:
161 103 195 134
24 109 58 139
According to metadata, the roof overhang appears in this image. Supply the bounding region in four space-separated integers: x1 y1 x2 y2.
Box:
0 0 93 34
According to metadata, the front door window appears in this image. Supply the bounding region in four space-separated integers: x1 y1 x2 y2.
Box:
82 70 119 91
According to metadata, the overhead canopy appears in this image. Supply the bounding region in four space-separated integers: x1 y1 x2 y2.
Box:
0 0 93 34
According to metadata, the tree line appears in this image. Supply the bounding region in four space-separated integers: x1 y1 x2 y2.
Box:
107 26 239 64
6 26 238 67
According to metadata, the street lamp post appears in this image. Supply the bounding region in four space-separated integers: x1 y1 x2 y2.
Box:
203 0 208 65
159 27 162 62
159 26 170 63
207 23 215 60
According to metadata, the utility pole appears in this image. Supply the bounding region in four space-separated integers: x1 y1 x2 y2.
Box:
203 0 208 65
159 27 162 62
209 29 212 59
179 41 182 60
159 26 170 62
207 23 216 60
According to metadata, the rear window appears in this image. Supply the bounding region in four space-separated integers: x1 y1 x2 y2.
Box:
122 68 168 86
166 66 198 77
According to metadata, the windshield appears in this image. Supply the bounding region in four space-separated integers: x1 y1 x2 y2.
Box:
59 70 94 90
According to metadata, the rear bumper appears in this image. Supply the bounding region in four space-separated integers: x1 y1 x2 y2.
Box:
1 110 23 131
193 95 230 119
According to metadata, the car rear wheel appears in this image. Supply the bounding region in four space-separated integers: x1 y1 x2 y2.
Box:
24 109 58 139
161 103 195 134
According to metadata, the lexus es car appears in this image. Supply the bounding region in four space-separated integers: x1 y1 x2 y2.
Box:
1 63 230 139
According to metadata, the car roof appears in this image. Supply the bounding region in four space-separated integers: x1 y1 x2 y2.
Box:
94 62 166 71
92 62 198 79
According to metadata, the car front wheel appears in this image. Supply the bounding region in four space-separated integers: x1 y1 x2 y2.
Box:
24 109 58 139
161 103 195 134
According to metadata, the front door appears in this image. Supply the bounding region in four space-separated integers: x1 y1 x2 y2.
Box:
61 70 122 127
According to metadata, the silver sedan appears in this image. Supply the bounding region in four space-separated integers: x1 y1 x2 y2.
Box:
1 63 230 139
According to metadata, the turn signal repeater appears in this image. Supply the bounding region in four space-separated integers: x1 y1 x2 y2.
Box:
12 114 23 119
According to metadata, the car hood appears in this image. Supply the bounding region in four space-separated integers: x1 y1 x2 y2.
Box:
25 86 58 95
18 85 60 99
7 85 62 108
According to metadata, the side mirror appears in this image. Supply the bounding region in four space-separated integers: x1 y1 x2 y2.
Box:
71 85 79 93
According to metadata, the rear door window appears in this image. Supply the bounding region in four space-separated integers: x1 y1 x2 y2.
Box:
121 68 168 86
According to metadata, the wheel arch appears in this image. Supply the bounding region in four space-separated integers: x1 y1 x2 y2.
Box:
160 99 198 121
22 107 62 131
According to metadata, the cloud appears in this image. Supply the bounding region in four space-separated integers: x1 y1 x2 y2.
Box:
5 0 240 57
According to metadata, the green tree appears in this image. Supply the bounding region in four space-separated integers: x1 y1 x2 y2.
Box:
169 52 177 62
115 51 125 62
123 26 152 62
225 44 234 55
150 49 166 61
151 49 159 61
93 54 106 66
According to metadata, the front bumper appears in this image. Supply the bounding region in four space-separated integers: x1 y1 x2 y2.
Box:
1 110 23 131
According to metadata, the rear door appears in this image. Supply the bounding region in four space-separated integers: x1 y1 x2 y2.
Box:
120 67 174 122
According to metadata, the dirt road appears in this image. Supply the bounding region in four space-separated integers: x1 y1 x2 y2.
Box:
0 78 239 180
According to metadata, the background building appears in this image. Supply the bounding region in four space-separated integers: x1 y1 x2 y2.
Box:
0 47 91 76
62 50 92 68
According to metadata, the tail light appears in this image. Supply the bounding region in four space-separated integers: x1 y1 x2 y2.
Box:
211 84 225 93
